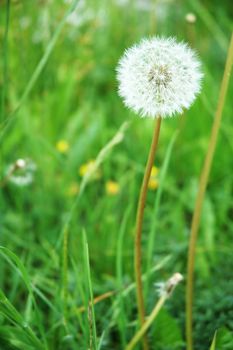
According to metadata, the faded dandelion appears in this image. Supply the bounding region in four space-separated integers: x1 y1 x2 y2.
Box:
4 159 37 187
155 272 183 298
117 36 202 118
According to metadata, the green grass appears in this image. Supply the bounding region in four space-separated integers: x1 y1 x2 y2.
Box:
0 0 233 349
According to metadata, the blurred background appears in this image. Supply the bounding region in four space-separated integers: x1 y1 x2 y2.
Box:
0 0 233 349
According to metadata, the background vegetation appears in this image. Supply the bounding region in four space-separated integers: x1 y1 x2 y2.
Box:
0 0 233 349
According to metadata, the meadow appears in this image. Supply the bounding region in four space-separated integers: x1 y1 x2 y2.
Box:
0 0 233 349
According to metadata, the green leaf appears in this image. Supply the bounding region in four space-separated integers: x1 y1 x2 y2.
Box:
215 328 233 349
210 331 217 350
152 309 184 348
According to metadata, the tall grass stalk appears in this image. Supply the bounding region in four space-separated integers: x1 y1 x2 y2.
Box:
82 230 97 350
1 0 10 122
134 117 162 350
186 33 233 350
127 272 183 350
62 225 69 325
116 205 132 348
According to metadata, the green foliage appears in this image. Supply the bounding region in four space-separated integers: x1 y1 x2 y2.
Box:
151 309 184 349
0 0 232 349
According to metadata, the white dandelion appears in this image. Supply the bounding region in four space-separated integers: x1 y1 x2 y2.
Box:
118 37 202 338
117 36 202 118
6 159 37 187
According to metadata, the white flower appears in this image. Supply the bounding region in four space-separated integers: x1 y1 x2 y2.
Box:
7 159 37 187
116 36 202 118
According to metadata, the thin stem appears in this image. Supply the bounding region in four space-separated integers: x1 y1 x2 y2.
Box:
62 225 69 325
1 0 10 179
134 117 162 350
126 295 167 350
186 33 233 350
1 0 10 121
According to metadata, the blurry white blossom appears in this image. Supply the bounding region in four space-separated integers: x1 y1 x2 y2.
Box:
185 12 197 24
117 36 202 118
115 0 153 11
64 0 106 29
6 159 37 187
32 8 51 44
115 0 174 18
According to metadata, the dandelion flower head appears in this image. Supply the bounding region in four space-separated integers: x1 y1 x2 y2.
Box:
117 36 202 118
105 180 120 195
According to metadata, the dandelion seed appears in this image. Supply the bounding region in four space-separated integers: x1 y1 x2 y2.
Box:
56 140 70 154
117 36 202 118
105 181 120 195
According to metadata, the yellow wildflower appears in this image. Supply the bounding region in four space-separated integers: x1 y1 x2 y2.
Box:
151 166 159 177
148 178 159 190
148 165 159 190
105 181 120 196
79 160 101 179
56 140 69 154
79 160 95 177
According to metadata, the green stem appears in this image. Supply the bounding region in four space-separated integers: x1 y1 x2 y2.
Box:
126 295 167 350
186 33 233 350
134 117 162 350
62 225 69 325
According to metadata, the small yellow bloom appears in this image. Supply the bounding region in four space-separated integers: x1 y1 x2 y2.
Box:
148 178 159 190
56 140 69 154
105 181 120 196
151 166 159 177
67 182 79 196
79 160 95 177
148 165 159 190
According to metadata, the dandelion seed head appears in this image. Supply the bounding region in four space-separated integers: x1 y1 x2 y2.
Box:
8 159 36 187
116 36 203 118
15 159 26 169
155 272 183 297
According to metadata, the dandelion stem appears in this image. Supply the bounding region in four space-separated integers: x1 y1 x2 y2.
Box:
126 295 167 350
186 33 233 350
134 117 162 350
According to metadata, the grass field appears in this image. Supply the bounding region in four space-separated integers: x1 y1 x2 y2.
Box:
0 0 233 349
